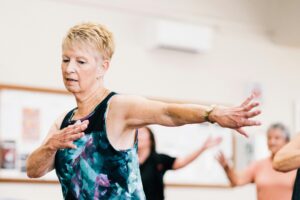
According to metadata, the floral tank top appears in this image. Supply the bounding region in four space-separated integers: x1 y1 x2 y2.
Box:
55 92 145 200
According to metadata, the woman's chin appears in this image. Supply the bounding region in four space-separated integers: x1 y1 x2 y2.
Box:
270 148 280 155
65 85 80 93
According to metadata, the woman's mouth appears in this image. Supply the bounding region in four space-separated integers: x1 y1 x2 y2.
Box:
66 78 78 82
65 78 78 84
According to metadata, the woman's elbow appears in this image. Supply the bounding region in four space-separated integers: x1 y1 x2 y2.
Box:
230 182 238 187
272 154 290 172
26 168 38 178
27 171 39 178
26 159 43 178
26 166 40 178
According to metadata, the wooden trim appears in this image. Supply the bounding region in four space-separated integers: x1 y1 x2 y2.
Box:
0 84 70 95
0 178 231 188
0 178 233 188
165 183 231 188
0 178 59 184
148 96 231 107
232 134 237 169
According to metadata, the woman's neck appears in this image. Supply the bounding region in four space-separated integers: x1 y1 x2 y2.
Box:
73 85 109 119
271 153 275 160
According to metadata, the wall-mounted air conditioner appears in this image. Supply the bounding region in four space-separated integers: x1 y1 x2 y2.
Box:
148 20 214 53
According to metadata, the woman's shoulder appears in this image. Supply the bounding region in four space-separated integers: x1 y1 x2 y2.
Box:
252 157 272 169
54 111 70 129
107 94 147 112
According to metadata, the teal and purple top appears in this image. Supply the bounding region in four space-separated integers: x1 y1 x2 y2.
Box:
55 92 145 199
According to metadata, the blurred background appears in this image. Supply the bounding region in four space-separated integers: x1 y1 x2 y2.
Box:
1 0 300 199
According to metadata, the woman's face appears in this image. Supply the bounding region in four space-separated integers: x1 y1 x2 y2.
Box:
61 43 105 93
267 128 288 155
138 128 152 151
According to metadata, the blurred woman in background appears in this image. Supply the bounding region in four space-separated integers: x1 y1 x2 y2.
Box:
138 126 222 200
216 123 296 200
273 127 300 200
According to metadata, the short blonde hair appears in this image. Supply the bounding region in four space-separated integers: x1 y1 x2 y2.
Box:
62 22 115 60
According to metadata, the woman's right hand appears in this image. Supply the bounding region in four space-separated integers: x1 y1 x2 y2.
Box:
45 120 89 151
216 151 229 169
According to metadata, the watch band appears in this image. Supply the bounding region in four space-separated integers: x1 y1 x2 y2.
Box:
204 105 216 123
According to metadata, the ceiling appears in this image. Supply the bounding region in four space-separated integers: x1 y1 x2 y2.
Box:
58 0 300 47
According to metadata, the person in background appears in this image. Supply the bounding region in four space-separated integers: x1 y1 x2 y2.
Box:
273 128 300 200
138 126 222 200
216 123 296 200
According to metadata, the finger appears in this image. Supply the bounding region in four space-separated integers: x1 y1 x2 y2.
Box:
208 138 222 147
219 152 225 160
235 128 249 137
217 151 224 159
66 122 88 135
240 94 254 107
66 132 85 142
213 137 223 145
214 155 220 161
65 143 77 149
79 123 88 131
64 124 76 132
74 120 82 125
244 110 261 118
72 125 86 134
81 120 89 125
243 102 259 112
205 136 212 143
63 122 83 134
215 153 222 160
63 126 78 135
74 120 89 132
214 137 223 143
242 119 261 127
68 120 88 130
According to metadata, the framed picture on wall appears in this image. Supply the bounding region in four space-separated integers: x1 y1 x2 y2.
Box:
0 84 75 183
0 85 75 154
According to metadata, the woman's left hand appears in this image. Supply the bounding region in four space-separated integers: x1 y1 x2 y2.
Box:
208 94 261 137
202 136 223 150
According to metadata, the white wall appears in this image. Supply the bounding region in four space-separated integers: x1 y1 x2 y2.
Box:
1 0 300 199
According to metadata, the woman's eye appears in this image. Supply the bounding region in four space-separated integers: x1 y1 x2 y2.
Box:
62 59 69 63
78 60 86 64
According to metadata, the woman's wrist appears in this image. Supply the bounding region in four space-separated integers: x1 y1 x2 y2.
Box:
44 141 57 154
204 105 217 123
223 163 231 171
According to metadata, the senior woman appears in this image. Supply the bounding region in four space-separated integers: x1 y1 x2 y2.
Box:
26 22 261 199
216 123 296 200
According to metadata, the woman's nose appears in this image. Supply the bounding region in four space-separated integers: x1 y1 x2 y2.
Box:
66 60 76 73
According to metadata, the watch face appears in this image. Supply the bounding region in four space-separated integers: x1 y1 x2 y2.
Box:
205 105 216 123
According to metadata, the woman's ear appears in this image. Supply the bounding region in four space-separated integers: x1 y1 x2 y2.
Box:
97 60 110 79
102 60 110 72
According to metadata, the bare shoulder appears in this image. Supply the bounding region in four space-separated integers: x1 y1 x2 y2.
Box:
42 111 68 144
109 94 145 104
53 111 69 130
254 157 272 168
109 94 147 111
50 111 68 134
